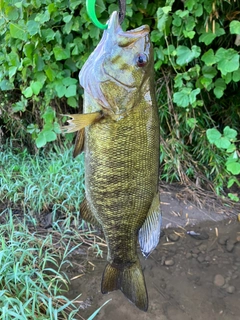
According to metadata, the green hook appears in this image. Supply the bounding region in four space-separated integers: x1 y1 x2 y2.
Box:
86 0 108 30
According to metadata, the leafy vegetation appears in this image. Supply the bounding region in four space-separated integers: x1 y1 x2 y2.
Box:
0 0 239 193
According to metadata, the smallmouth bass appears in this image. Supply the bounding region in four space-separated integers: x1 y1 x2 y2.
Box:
62 11 161 311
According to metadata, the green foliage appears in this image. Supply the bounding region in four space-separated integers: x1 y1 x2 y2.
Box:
0 0 240 200
0 144 85 214
0 209 83 319
207 126 240 201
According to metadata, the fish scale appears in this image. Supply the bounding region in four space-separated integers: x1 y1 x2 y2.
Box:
62 11 162 311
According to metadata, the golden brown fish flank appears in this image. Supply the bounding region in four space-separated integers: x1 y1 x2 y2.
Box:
62 11 161 311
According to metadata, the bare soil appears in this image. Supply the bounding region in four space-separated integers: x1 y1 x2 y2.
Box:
64 184 240 320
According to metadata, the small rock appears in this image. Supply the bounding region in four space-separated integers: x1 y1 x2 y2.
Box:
205 255 211 262
218 235 229 245
232 274 238 280
191 247 200 254
186 252 192 259
236 235 240 242
214 274 225 287
226 240 235 252
197 255 205 263
168 233 180 242
226 286 235 294
192 253 198 258
187 230 209 240
198 244 207 253
164 259 175 266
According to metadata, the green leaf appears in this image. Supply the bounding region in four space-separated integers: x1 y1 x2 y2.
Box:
201 49 217 66
213 78 226 98
173 88 192 107
53 46 70 61
215 137 231 149
55 84 66 98
202 65 217 79
223 126 237 140
65 84 77 98
41 29 55 42
233 69 240 82
176 45 201 65
206 128 221 143
230 21 240 34
216 48 239 75
228 193 239 202
187 118 197 128
36 132 46 148
30 81 43 95
42 106 55 123
0 80 14 90
27 20 39 36
44 130 57 142
189 88 200 104
9 22 27 41
22 86 33 98
157 6 171 35
227 162 240 175
67 97 78 108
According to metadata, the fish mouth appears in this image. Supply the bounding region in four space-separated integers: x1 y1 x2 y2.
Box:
107 11 150 43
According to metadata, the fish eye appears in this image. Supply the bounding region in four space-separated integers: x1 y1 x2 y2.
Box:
136 53 148 67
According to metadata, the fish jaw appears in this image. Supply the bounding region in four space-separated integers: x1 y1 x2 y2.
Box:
79 11 154 116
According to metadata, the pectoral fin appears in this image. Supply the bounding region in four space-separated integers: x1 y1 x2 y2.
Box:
80 198 102 228
61 111 103 133
73 128 85 158
138 193 162 258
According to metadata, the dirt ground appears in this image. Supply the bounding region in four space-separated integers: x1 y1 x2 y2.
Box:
65 185 240 320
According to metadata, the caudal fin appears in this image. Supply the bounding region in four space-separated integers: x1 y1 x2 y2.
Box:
101 261 148 311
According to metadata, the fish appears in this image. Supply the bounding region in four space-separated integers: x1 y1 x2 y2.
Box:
62 11 161 311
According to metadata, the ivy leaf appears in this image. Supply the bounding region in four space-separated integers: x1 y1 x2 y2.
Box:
173 87 192 107
230 21 240 34
44 130 57 142
227 162 240 175
176 45 201 65
53 46 70 61
67 97 78 108
23 86 33 98
223 126 237 140
65 84 77 98
31 81 43 95
36 132 46 148
9 22 27 41
216 48 239 75
215 137 231 149
201 49 217 66
42 106 55 123
27 20 40 36
202 66 217 79
233 69 240 82
206 128 221 143
189 88 200 104
213 78 226 98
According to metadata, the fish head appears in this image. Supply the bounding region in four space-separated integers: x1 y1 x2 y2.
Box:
79 11 153 116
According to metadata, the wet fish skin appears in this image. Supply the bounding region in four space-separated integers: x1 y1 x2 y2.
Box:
62 11 161 311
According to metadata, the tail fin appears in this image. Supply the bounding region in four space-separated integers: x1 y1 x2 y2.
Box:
101 261 148 311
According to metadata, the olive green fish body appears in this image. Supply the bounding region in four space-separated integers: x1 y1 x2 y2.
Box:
85 94 159 266
62 11 161 311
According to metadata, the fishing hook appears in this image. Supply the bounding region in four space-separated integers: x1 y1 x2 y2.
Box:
86 0 126 30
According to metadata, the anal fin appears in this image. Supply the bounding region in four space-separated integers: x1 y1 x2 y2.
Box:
80 198 101 228
73 128 85 158
138 192 162 258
